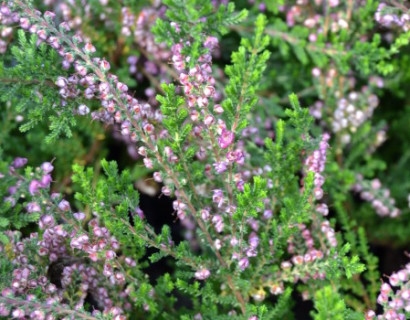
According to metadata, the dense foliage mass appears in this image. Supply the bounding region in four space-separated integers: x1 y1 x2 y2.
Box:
0 0 409 319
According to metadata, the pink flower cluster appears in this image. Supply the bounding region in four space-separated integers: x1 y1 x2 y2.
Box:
366 263 410 319
0 231 128 319
309 81 381 146
353 175 401 218
0 4 14 53
331 91 379 145
2 158 54 210
375 3 410 32
284 0 348 40
304 133 330 200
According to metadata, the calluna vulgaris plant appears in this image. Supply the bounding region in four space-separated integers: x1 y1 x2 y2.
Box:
0 0 409 319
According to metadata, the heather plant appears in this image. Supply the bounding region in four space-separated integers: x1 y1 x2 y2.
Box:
0 0 409 319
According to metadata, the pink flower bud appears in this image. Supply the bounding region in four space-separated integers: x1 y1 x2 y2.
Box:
194 268 210 280
143 123 155 134
161 186 171 196
203 86 215 97
201 209 210 221
138 147 147 157
83 43 96 53
73 212 86 220
204 115 214 126
365 310 375 320
238 257 249 271
179 73 189 85
153 172 162 182
78 104 90 115
314 188 324 200
164 146 173 157
29 180 41 195
197 97 208 108
106 250 116 260
218 129 234 149
58 200 71 211
55 77 67 88
27 202 41 213
117 82 128 92
143 158 153 169
214 104 224 114
20 18 30 29
37 29 47 40
75 64 87 76
312 68 321 77
44 11 56 20
12 308 25 318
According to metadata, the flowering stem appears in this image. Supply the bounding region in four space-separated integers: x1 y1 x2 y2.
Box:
181 159 201 203
205 123 236 234
15 1 247 313
0 297 98 320
122 219 204 270
238 210 248 258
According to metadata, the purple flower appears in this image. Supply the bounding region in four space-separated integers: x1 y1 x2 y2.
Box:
162 186 172 196
27 202 41 213
212 189 224 208
153 172 162 182
143 158 153 169
212 215 224 233
40 174 52 187
249 233 259 249
204 115 214 126
73 212 86 221
78 104 90 115
0 303 9 317
263 210 273 219
218 129 234 149
4 197 16 207
58 200 70 211
135 207 144 219
213 161 228 173
236 180 244 192
194 268 211 280
55 76 67 88
12 157 27 168
316 204 329 216
227 150 245 164
41 162 54 173
238 257 249 271
29 180 41 195
201 208 210 221
106 250 116 260
39 215 55 229
12 309 25 318
214 104 224 114
204 36 219 50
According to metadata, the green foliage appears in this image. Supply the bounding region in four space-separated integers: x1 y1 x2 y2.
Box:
264 94 314 220
235 176 267 219
311 286 347 320
0 155 42 244
1 0 409 318
223 14 271 131
0 31 78 143
72 160 143 257
153 0 248 44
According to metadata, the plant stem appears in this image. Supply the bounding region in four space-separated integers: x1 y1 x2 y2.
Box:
0 297 98 320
